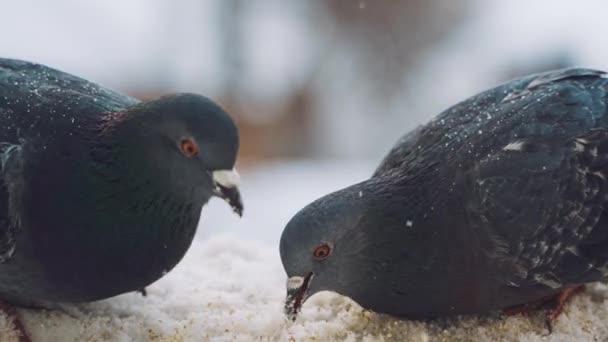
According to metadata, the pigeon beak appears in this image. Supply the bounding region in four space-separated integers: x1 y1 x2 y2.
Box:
284 272 314 321
212 169 243 216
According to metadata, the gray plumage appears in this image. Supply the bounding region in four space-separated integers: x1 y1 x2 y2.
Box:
281 68 608 319
0 58 243 308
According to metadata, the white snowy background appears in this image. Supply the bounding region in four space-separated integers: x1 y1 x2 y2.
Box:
2 0 608 341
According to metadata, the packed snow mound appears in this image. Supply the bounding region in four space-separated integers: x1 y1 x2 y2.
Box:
0 233 605 342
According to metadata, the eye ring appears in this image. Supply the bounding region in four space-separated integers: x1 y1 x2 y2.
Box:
313 243 332 260
179 138 199 158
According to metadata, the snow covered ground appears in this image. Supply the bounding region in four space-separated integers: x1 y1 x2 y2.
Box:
2 160 608 341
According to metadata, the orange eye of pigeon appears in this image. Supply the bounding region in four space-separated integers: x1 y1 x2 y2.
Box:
313 243 332 260
179 138 199 157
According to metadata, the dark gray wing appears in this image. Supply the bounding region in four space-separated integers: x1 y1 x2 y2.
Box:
0 143 24 263
470 129 608 290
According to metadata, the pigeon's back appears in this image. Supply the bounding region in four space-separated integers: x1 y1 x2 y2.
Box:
0 58 139 144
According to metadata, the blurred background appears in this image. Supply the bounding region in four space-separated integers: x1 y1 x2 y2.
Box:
1 0 606 242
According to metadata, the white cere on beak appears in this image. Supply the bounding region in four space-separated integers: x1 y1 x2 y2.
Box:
212 169 240 188
287 276 305 290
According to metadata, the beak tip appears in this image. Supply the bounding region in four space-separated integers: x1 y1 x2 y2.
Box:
212 180 243 216
233 205 243 217
284 302 299 321
230 193 244 217
284 273 313 321
286 312 298 322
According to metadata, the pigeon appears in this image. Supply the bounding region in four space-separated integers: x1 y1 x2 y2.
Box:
281 68 608 325
0 58 242 340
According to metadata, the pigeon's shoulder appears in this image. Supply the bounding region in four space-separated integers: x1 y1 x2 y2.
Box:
374 67 608 179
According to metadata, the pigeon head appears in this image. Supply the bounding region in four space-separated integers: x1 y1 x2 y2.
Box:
98 93 243 215
280 181 374 320
280 177 432 320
